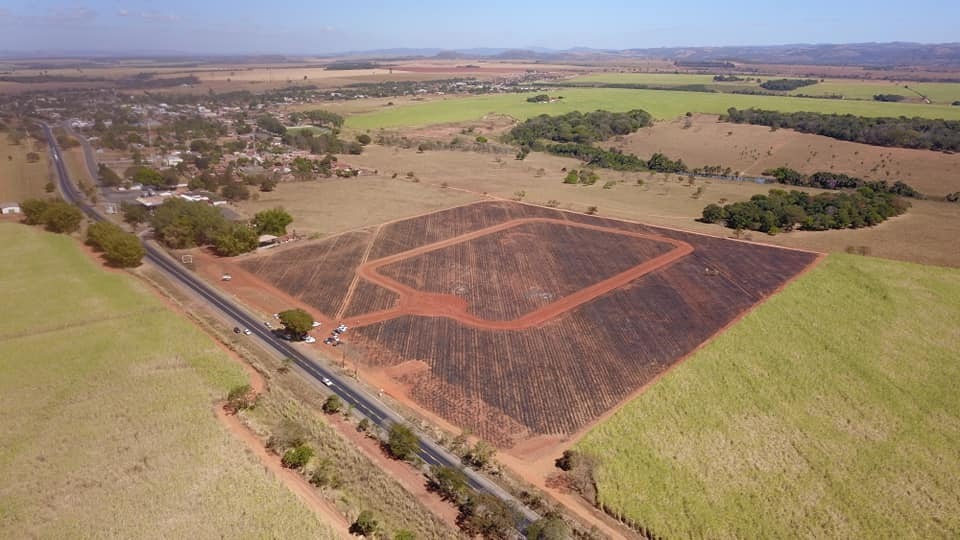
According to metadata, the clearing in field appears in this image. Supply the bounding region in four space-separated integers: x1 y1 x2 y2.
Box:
575 253 960 538
344 87 960 130
0 223 335 539
231 201 818 448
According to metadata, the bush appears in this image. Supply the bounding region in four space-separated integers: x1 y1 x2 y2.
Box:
585 206 598 215
350 510 378 537
22 199 84 234
213 223 258 257
225 384 255 412
322 395 343 414
281 444 314 469
356 133 372 145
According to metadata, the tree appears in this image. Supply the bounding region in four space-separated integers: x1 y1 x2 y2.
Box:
393 530 416 540
464 440 495 469
253 207 293 236
120 201 149 227
429 465 470 503
458 493 520 539
322 395 343 414
356 133 372 145
563 170 579 184
40 201 83 233
259 177 278 192
221 181 250 201
98 163 123 187
150 198 226 249
281 444 313 470
350 510 378 537
20 199 51 225
213 223 258 256
278 308 314 340
25 152 40 163
527 513 571 540
700 203 727 223
85 221 145 267
387 423 419 461
129 166 164 187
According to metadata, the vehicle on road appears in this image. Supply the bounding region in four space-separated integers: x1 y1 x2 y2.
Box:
242 328 252 335
321 377 333 386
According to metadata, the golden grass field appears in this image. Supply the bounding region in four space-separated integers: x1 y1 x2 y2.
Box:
0 224 336 538
616 114 960 197
250 144 960 268
0 137 51 202
576 253 960 538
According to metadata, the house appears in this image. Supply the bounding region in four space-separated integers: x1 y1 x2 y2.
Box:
1 202 22 215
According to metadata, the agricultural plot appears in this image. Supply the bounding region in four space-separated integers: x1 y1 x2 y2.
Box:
344 87 960 130
238 201 818 447
575 254 960 538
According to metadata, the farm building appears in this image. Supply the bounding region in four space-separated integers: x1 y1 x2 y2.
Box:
1 203 22 215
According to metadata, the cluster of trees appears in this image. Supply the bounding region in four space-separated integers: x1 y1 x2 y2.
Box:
283 127 361 155
545 143 647 171
86 221 145 267
759 79 819 91
526 94 551 103
763 166 922 197
21 199 84 234
563 168 600 185
149 198 292 256
713 75 747 82
289 109 344 128
722 107 960 151
97 164 123 187
701 188 910 234
256 115 286 135
508 109 653 147
874 94 906 102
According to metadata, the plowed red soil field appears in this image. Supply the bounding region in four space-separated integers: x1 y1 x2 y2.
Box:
235 201 819 447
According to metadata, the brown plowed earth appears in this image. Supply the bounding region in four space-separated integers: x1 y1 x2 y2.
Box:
231 200 820 448
346 218 692 330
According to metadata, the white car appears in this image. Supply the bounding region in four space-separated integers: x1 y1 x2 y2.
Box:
311 321 322 328
303 336 316 344
242 328 252 335
273 313 280 320
321 377 333 387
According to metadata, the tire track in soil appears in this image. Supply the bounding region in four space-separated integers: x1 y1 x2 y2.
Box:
334 225 382 321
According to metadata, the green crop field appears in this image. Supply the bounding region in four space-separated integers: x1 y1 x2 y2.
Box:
575 254 960 538
0 224 335 539
345 87 960 130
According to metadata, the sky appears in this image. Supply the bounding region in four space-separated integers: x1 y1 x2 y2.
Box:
0 0 958 55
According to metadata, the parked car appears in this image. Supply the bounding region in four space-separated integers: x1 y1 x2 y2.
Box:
312 321 322 328
233 327 241 334
303 336 317 344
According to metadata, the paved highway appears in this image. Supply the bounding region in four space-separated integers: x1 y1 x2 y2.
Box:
41 123 540 529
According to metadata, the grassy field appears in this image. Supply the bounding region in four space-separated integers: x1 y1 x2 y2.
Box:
0 137 51 202
575 254 960 538
345 87 960 130
566 73 960 104
0 224 336 538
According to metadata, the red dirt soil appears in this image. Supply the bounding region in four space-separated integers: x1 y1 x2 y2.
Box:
226 201 820 449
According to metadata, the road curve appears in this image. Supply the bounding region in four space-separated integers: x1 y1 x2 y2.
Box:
40 123 541 530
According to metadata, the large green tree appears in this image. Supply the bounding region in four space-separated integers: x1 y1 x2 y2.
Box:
278 308 314 339
253 207 293 236
387 423 419 461
213 223 258 256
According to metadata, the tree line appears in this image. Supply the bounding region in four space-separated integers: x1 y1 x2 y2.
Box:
701 188 910 234
722 107 960 152
758 79 819 91
762 166 922 197
147 198 293 256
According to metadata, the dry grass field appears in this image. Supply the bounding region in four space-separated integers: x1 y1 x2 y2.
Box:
0 224 336 538
616 114 960 197
237 174 479 235
0 137 51 202
329 145 960 268
576 253 960 538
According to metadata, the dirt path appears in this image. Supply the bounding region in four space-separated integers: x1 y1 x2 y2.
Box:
216 406 352 538
335 224 382 321
346 217 692 330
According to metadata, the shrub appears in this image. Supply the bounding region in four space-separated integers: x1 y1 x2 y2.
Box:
322 395 343 414
350 510 378 537
387 423 419 461
281 444 314 470
585 206 598 215
225 384 255 412
356 133 372 145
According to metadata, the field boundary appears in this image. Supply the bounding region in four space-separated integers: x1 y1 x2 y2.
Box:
346 217 692 330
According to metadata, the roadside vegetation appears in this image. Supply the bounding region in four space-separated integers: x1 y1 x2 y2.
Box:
573 254 960 538
0 223 335 538
149 198 292 256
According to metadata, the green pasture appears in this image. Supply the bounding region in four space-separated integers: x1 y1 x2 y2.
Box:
345 87 960 130
0 224 335 539
576 253 960 538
